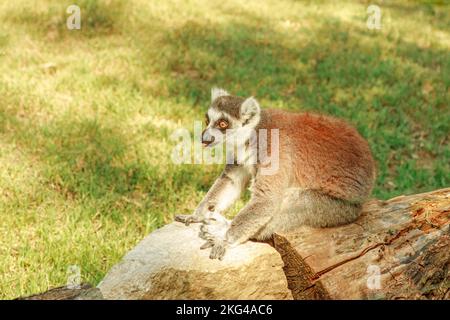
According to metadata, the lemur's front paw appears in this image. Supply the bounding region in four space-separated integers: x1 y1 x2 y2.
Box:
174 214 203 226
200 239 228 260
199 217 230 241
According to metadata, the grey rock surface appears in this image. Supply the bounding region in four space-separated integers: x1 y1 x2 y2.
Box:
98 222 292 299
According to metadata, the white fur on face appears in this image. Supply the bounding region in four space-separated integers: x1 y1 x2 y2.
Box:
202 127 223 147
204 104 261 150
203 108 226 147
207 108 223 123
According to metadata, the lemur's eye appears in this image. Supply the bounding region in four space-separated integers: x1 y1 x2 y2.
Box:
217 119 229 130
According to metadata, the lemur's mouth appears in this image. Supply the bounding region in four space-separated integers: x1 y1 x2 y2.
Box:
202 135 215 147
202 140 218 148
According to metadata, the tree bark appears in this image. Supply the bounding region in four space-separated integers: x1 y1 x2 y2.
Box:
17 284 104 300
269 187 449 299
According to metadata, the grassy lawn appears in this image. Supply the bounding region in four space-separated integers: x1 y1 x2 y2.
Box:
0 0 448 299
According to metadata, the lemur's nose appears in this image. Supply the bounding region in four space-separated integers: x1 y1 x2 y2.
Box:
202 135 215 147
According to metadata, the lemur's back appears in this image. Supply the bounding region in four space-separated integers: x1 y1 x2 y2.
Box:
262 109 376 204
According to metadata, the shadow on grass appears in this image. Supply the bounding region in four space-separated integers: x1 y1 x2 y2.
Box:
1 1 448 202
0 105 212 226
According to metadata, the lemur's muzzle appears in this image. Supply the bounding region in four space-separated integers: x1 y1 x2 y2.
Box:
201 129 215 147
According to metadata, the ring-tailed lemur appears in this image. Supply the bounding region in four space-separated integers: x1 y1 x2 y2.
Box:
175 88 376 260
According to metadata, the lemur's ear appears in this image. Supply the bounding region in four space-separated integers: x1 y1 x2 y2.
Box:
211 87 229 102
240 97 260 120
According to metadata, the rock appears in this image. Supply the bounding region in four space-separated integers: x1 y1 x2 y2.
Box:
98 223 292 300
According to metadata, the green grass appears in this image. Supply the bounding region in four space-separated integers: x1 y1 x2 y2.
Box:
0 0 448 299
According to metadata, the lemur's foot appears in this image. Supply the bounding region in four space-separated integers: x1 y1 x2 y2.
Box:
174 214 203 226
200 239 228 260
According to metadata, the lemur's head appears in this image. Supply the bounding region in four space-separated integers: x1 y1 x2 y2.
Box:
202 88 261 147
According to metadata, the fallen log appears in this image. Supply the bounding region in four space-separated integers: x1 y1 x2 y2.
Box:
271 187 450 299
17 284 103 300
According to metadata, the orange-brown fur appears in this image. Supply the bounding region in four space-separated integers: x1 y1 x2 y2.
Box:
258 109 375 203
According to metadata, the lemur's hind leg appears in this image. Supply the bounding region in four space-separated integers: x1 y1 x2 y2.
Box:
293 189 362 227
255 189 362 239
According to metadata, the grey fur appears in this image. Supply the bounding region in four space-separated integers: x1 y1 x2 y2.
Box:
211 96 245 120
